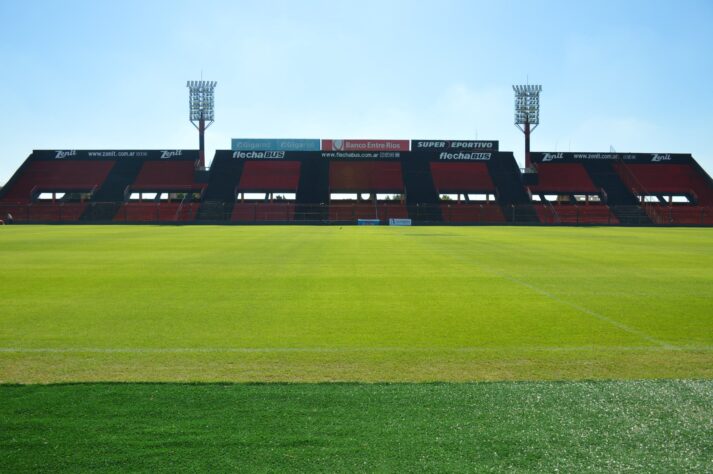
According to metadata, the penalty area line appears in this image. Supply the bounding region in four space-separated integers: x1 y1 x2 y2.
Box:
494 272 678 350
416 238 679 350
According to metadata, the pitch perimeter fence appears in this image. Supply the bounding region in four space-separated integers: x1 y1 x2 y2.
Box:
1 202 712 226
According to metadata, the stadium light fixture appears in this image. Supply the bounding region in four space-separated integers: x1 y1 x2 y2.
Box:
513 84 542 168
187 80 217 168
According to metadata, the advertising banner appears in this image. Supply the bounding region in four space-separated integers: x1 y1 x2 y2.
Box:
531 152 692 164
231 139 321 152
389 218 412 226
34 150 198 161
322 139 409 152
437 152 492 161
321 151 401 159
232 151 286 159
411 140 499 152
357 219 381 225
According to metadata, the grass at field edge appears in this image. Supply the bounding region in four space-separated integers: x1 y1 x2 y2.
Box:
1 380 712 472
1 376 713 386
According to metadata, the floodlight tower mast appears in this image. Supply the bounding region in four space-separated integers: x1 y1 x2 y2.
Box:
513 84 542 168
187 80 217 168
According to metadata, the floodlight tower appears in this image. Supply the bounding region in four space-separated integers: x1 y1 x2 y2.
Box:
513 84 542 168
187 80 217 168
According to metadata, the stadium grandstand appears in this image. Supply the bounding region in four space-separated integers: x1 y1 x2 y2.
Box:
1 141 711 225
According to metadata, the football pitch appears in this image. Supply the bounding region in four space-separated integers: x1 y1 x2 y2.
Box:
1 225 712 471
1 225 712 382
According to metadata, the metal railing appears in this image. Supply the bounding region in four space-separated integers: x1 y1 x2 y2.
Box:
544 200 561 224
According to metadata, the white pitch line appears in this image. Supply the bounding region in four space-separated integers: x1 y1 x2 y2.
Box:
1 345 709 354
418 238 679 350
496 273 677 349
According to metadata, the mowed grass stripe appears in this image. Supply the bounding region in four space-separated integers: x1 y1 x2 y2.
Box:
1 381 712 473
1 226 712 382
5 347 713 382
3 344 713 353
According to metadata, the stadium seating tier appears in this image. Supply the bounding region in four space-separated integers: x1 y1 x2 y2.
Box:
530 163 598 193
1 150 711 225
329 162 404 192
1 160 115 201
430 162 496 192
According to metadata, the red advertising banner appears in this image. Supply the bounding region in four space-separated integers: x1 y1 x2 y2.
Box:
322 139 410 152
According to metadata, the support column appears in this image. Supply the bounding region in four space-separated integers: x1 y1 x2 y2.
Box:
198 117 206 169
524 120 531 169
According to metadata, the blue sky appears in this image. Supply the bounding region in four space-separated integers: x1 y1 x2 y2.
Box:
1 0 712 183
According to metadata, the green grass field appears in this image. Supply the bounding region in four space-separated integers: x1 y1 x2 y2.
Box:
1 226 712 382
1 226 712 471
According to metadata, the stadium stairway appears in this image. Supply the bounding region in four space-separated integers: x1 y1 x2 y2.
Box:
196 154 244 221
80 159 144 221
193 168 211 185
402 152 442 222
691 159 713 201
487 155 539 224
0 153 33 201
295 157 329 222
584 162 651 225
